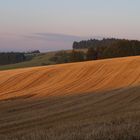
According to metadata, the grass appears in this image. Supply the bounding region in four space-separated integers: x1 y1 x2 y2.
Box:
0 49 88 71
0 52 56 71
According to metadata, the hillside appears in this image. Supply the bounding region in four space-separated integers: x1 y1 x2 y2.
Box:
0 56 140 100
0 56 140 139
0 49 87 71
0 52 56 71
0 50 80 71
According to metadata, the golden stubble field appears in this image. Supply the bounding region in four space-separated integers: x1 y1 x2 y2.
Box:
0 56 140 139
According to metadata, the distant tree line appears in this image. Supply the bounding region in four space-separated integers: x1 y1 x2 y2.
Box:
26 50 40 54
73 38 140 60
49 50 85 64
0 50 40 66
0 52 26 65
50 38 140 64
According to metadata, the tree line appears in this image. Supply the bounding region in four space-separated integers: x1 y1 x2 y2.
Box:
49 50 85 64
0 52 26 65
73 38 140 60
50 38 140 64
0 50 40 66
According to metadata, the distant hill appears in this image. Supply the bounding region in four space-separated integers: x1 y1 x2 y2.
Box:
0 51 56 70
0 50 73 71
1 38 140 71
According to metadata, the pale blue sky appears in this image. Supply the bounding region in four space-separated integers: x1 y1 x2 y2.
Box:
0 0 140 52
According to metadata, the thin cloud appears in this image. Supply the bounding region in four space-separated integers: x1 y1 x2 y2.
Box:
24 32 85 42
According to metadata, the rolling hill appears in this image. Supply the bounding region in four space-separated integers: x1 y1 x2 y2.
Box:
0 51 57 71
0 49 86 71
0 56 140 101
0 56 140 139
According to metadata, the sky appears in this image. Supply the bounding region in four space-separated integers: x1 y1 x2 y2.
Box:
0 0 140 52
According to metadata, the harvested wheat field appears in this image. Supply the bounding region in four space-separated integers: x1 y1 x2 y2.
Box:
1 56 140 140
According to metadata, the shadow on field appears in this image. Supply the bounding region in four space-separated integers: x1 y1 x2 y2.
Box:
0 85 140 140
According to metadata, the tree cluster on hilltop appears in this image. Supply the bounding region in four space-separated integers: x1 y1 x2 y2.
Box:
73 38 119 49
49 38 140 64
73 38 140 60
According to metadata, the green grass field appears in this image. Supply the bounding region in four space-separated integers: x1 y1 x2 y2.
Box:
0 49 87 71
0 51 57 71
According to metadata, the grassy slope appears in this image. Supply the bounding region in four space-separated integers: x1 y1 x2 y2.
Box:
0 51 58 71
0 49 87 71
0 56 140 139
